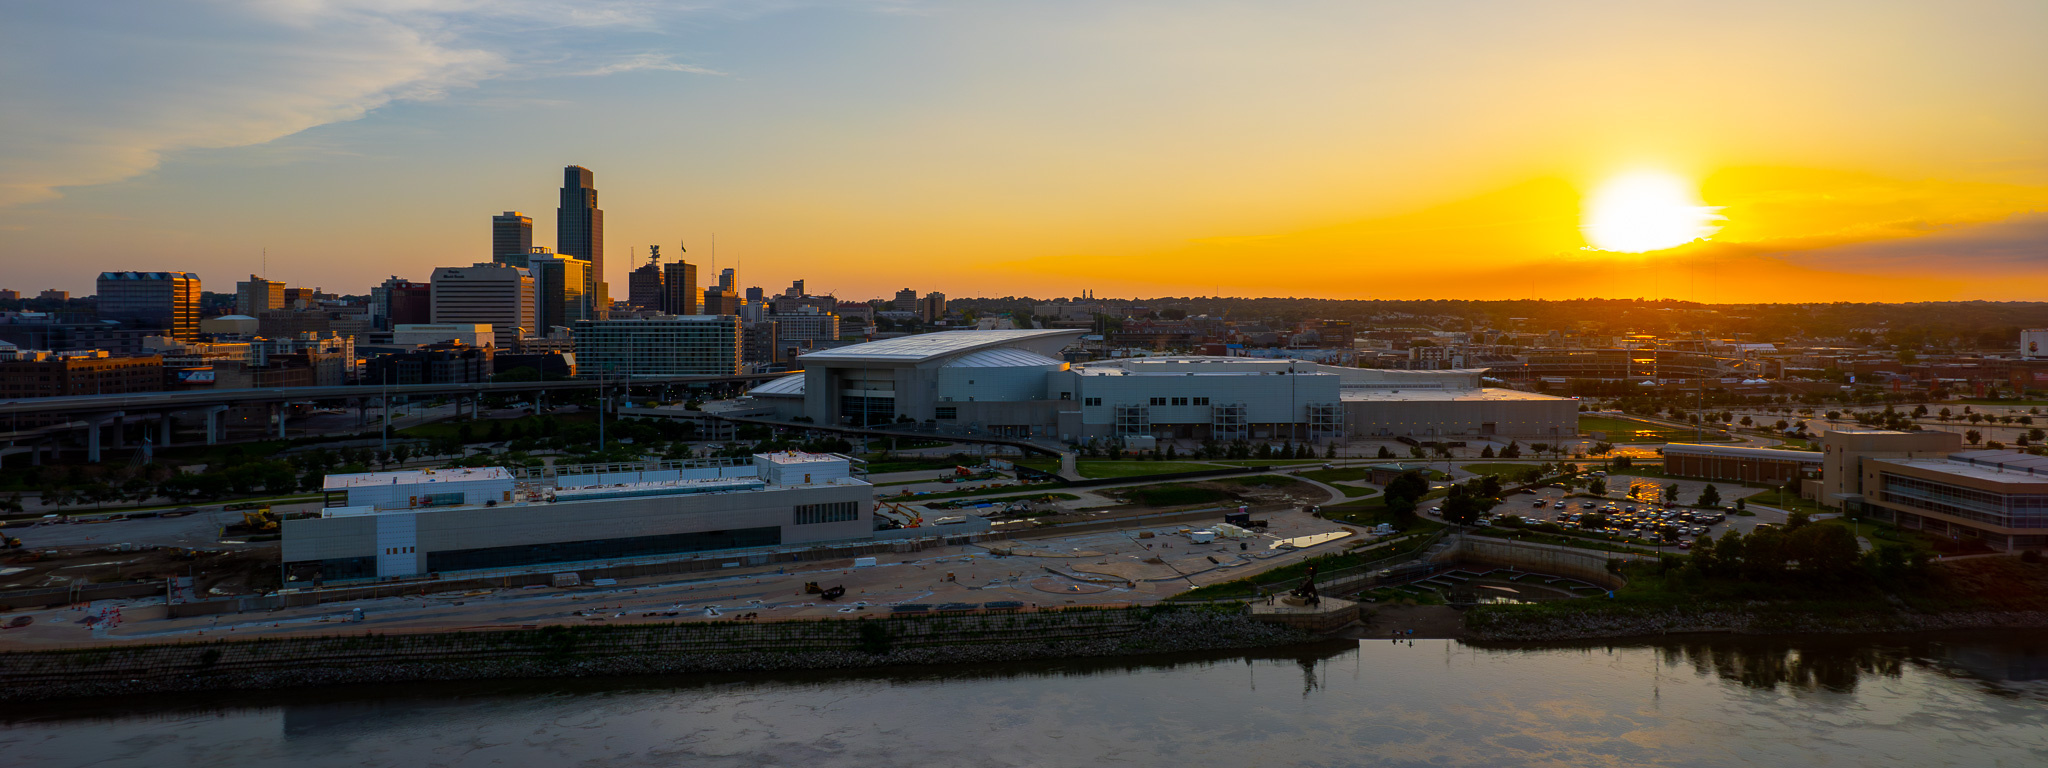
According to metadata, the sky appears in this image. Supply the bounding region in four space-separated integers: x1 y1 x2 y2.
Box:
2 0 2046 303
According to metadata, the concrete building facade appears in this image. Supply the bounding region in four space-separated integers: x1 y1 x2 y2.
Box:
287 454 872 580
430 263 534 338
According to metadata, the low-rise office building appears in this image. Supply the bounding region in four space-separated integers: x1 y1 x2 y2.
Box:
573 315 741 376
1664 443 1823 485
287 452 873 580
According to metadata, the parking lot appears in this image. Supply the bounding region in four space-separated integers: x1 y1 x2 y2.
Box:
1427 472 1796 550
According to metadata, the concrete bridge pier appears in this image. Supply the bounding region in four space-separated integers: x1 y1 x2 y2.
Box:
204 405 229 445
84 411 124 463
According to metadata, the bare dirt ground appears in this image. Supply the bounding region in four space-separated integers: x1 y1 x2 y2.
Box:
0 507 1374 650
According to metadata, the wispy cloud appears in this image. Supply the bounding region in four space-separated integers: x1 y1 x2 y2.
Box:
571 53 727 77
0 0 749 207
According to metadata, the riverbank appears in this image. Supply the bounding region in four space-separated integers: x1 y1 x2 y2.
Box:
0 605 1314 704
1465 602 2048 641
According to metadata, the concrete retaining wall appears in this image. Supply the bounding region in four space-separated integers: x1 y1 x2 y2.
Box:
1436 534 1643 589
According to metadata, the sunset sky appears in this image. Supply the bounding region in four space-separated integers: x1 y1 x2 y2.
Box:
3 1 2045 302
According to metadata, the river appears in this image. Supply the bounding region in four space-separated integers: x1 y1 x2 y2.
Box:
3 632 2044 767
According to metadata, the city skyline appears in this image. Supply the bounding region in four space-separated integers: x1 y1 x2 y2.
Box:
3 2 2046 302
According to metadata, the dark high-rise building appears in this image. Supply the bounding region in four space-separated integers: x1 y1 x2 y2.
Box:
745 286 765 305
96 271 200 341
628 245 665 312
373 277 432 329
493 211 533 266
628 264 664 312
556 166 608 317
662 261 698 316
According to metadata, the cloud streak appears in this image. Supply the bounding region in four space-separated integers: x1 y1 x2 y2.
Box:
0 1 732 207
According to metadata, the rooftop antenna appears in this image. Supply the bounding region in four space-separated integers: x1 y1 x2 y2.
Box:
648 244 660 266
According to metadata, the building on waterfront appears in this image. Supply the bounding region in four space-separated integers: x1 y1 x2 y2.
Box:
235 275 286 316
1662 443 1824 486
745 329 1577 439
572 315 741 376
285 452 873 580
0 349 164 398
1821 429 2048 550
96 271 201 341
430 263 534 338
662 261 698 316
556 166 608 316
492 211 533 266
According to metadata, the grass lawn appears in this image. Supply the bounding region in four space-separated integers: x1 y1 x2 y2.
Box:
1579 415 1729 443
1738 487 1831 516
1074 460 1222 479
1208 459 1327 467
1460 462 1549 479
1297 467 1371 483
1217 474 1307 488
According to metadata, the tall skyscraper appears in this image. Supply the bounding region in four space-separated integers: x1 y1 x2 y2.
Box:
556 166 608 317
97 271 200 341
662 261 699 316
745 286 765 305
430 263 534 339
894 288 919 312
493 212 533 266
235 274 285 315
717 267 738 293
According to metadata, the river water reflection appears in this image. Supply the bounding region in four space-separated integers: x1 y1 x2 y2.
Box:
4 632 2045 767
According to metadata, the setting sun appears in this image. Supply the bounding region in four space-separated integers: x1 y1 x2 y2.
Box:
1582 171 1722 253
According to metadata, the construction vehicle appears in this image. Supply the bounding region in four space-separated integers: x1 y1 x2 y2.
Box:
804 582 847 600
240 507 279 533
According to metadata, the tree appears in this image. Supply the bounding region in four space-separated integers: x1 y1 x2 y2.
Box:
1741 527 1789 581
1441 485 1484 526
1381 471 1430 521
1377 446 1394 459
1697 484 1721 508
1734 497 1746 512
1589 478 1607 495
1480 445 1496 458
1966 429 1983 446
1788 524 1859 581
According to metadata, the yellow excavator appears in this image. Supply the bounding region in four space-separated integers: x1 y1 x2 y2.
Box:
241 507 279 533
